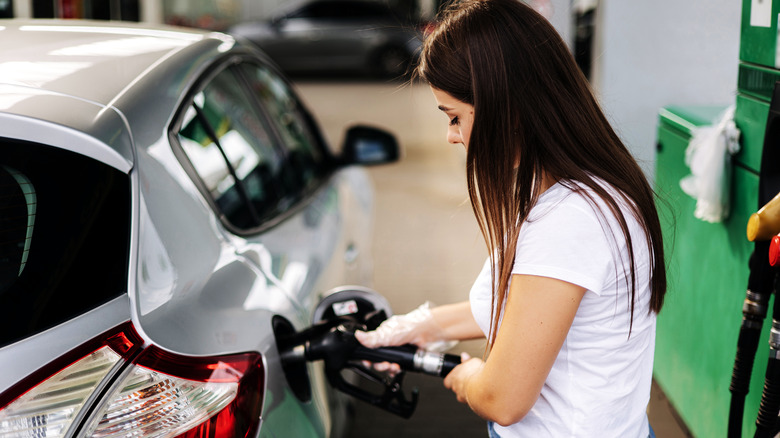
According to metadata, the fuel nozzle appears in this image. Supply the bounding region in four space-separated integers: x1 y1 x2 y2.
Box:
282 322 460 377
279 320 460 418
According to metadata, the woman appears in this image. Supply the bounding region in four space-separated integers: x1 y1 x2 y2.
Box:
356 0 666 436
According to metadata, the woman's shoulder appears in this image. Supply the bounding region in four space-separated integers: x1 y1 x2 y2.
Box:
541 177 632 212
532 179 601 218
530 177 639 233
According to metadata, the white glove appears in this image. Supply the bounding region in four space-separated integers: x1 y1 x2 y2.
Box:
355 302 456 352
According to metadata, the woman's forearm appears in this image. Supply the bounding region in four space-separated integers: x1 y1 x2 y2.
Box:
431 301 485 341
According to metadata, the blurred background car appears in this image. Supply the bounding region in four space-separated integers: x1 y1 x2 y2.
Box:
0 19 399 438
229 0 424 78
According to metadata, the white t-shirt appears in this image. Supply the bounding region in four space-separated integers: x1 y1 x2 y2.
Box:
469 180 655 438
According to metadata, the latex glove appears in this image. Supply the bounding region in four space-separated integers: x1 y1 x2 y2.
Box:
354 302 456 352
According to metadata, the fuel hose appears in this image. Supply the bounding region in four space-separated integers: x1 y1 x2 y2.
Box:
730 249 772 438
730 185 780 437
754 274 780 438
750 80 780 436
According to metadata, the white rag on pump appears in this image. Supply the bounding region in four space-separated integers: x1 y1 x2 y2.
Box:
679 105 741 223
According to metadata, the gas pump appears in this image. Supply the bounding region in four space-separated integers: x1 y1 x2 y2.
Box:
274 287 461 419
729 80 780 437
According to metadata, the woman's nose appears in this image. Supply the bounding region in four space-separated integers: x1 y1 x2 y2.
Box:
447 127 461 144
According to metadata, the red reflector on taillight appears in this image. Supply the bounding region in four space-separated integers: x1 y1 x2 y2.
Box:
84 346 265 438
0 323 143 437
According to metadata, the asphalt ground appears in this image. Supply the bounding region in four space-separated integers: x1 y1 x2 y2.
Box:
294 78 691 438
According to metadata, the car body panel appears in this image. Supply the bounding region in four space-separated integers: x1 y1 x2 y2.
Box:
0 86 133 171
0 19 382 437
0 21 207 106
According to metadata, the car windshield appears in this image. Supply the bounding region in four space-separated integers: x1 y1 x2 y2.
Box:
0 139 131 348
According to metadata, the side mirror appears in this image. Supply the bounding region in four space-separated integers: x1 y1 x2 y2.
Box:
340 125 400 166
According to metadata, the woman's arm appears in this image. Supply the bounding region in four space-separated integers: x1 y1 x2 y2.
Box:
431 301 485 341
443 274 585 426
356 300 484 349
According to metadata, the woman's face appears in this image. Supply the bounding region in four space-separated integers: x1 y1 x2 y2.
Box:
431 87 474 149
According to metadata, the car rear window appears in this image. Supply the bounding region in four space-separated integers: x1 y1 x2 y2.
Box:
0 139 131 348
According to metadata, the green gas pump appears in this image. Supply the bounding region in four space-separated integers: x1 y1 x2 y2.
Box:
654 1 780 437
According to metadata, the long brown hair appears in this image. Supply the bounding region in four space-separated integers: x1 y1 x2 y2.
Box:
417 0 666 348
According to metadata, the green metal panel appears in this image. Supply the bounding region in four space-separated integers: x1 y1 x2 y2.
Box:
740 0 780 67
662 90 767 174
657 105 726 137
655 107 768 437
737 62 780 103
735 92 770 173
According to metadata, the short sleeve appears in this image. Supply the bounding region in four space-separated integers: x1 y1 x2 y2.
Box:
512 197 614 295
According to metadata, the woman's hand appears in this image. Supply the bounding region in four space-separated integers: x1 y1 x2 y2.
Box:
443 352 483 404
355 301 483 349
354 301 483 375
355 302 442 349
354 302 442 375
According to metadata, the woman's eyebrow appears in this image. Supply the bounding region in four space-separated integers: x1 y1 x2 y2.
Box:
437 105 453 112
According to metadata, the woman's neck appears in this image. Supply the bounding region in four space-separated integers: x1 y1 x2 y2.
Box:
538 172 557 194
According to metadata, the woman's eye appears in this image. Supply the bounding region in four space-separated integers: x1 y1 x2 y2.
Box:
449 116 460 126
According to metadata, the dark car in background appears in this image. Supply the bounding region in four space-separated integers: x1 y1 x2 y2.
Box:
229 0 424 78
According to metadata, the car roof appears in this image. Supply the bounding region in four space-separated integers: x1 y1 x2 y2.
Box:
0 20 240 170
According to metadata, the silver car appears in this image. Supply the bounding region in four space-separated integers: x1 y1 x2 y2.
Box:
229 0 423 78
0 20 399 437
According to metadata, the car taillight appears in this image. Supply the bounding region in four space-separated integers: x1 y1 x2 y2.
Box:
0 324 265 438
84 346 264 438
0 324 143 438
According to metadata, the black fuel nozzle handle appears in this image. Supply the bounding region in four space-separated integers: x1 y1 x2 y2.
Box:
281 323 462 377
279 322 462 418
351 344 461 378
